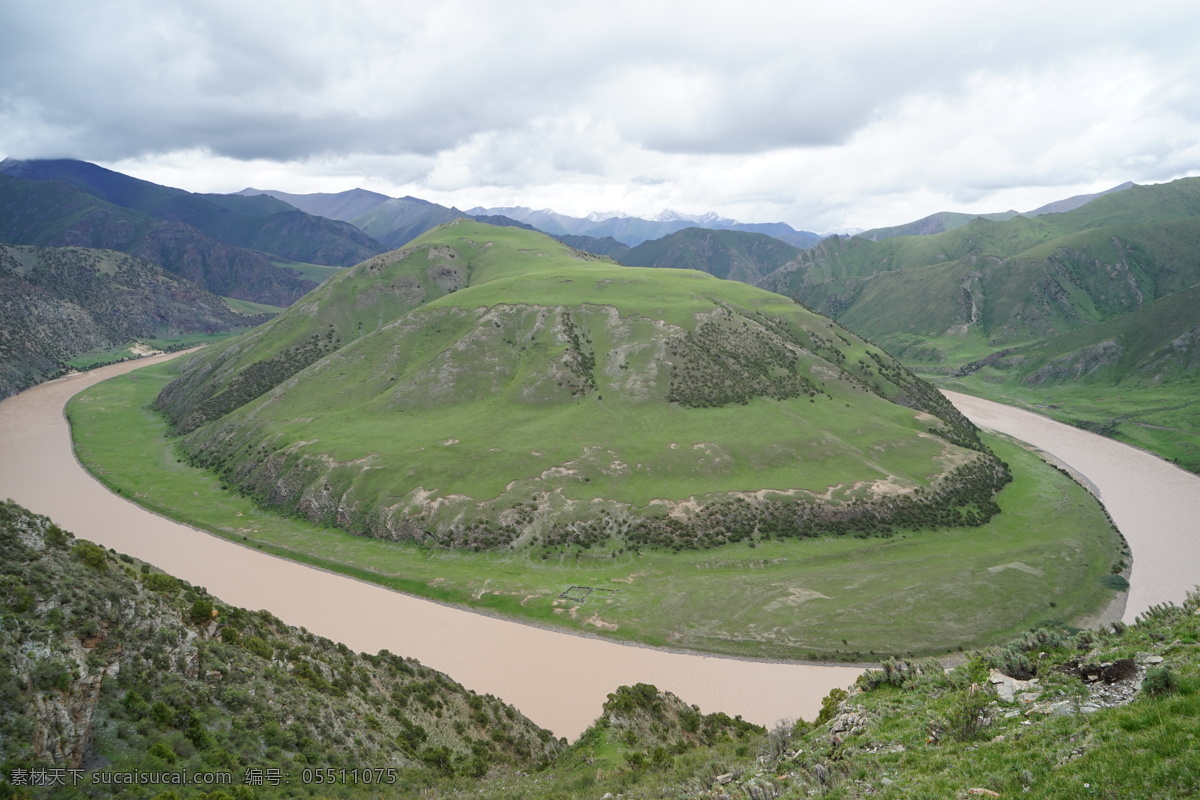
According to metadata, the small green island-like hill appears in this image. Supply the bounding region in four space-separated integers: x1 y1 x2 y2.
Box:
155 220 1006 553
69 219 1125 659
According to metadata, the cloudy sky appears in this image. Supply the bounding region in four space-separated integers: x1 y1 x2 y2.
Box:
3 0 1199 232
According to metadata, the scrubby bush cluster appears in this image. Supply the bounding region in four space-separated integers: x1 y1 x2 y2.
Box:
666 313 821 407
0 502 562 793
161 329 341 433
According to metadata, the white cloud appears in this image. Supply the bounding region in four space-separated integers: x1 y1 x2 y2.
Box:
3 0 1200 230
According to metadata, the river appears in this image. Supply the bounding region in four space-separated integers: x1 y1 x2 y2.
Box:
1 359 1196 738
943 391 1200 622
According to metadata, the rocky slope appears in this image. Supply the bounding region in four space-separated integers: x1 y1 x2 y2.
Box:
0 244 269 398
0 500 562 791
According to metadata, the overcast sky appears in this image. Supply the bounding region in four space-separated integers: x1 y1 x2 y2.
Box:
3 0 1199 231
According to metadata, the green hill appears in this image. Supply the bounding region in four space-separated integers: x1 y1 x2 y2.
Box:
70 221 1124 659
854 182 1135 242
618 227 801 283
758 177 1200 366
0 244 269 398
157 220 1004 553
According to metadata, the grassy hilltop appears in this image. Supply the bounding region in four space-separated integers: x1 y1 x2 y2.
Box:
155 220 1003 553
67 220 1125 658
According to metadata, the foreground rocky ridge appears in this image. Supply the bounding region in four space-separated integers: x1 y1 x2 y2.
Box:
3 498 1195 799
0 501 562 793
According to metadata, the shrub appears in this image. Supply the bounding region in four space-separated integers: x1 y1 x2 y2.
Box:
143 573 181 595
72 540 108 570
243 636 273 660
944 686 990 742
1142 665 1178 696
188 599 215 626
815 688 847 725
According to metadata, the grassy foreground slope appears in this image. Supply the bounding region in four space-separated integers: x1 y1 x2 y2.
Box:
156 220 1009 554
0 500 562 796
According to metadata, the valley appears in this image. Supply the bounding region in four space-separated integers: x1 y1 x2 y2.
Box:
1 168 1198 798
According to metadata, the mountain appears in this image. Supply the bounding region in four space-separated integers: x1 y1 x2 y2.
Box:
0 499 561 783
618 227 802 283
855 181 1136 242
350 196 468 249
466 205 825 248
553 232 630 258
0 159 386 268
236 186 392 221
0 244 269 398
956 283 1200 389
855 210 1021 241
757 177 1200 365
156 220 1006 557
0 173 316 306
945 283 1200 471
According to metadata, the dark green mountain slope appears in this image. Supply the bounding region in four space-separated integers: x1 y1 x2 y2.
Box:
758 178 1200 364
855 181 1135 242
0 244 268 398
0 500 561 791
157 220 1005 554
553 232 631 258
957 277 1200 389
619 227 801 283
0 159 385 268
0 174 317 306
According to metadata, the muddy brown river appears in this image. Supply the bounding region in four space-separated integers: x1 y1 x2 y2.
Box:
0 359 1196 738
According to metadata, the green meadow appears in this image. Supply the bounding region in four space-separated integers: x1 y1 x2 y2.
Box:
67 361 1125 660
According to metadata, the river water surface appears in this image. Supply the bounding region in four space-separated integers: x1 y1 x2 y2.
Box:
1 359 1196 738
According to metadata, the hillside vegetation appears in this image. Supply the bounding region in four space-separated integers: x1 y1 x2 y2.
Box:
0 500 562 797
2 499 1193 799
155 220 1005 555
758 177 1200 366
0 244 269 398
65 221 1125 658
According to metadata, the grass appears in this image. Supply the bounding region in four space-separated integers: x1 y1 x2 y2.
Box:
67 361 1125 660
64 331 245 370
221 296 285 315
160 221 996 548
273 260 344 283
